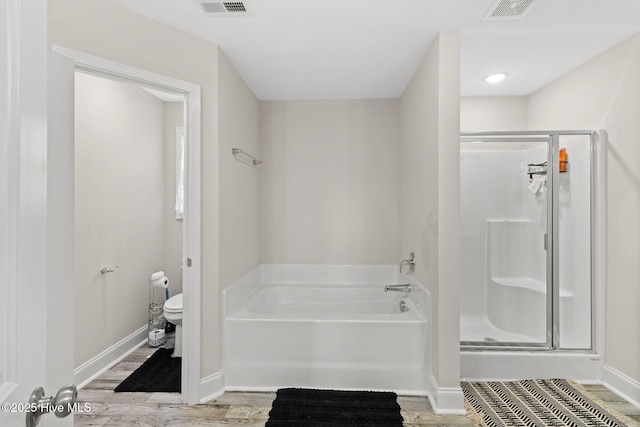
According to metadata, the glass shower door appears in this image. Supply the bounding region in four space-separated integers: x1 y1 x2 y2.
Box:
460 136 551 348
460 131 598 351
555 134 593 350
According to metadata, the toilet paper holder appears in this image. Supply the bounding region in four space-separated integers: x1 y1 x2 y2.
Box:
100 265 118 274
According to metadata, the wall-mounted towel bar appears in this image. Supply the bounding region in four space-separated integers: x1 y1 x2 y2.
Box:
527 157 568 181
232 148 262 166
527 162 548 180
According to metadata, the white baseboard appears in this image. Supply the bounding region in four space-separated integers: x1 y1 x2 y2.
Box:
200 371 225 403
602 364 640 408
461 351 603 382
427 374 466 415
74 325 147 389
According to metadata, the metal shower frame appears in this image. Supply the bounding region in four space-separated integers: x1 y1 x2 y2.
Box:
459 130 604 353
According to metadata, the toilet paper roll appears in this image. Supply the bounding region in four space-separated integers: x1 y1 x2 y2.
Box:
148 329 166 348
151 271 165 281
149 329 165 340
152 276 169 289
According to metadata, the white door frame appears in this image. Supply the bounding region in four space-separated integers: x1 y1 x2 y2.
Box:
51 46 203 405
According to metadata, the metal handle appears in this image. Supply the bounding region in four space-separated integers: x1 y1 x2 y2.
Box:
399 252 416 273
26 384 77 427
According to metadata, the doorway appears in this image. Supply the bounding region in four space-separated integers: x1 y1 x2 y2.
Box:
74 70 184 386
53 45 202 404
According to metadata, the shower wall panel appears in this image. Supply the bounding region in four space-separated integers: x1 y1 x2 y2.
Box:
460 149 524 320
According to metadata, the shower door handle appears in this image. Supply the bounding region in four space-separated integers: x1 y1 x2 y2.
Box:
544 233 548 251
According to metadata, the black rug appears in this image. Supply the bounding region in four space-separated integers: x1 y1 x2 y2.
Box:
265 388 404 427
114 348 180 393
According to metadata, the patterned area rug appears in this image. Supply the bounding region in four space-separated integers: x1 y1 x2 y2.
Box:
462 379 639 427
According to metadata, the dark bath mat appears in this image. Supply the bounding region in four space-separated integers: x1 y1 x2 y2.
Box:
266 388 403 427
114 348 180 393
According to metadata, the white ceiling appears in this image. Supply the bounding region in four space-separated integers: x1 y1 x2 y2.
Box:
108 0 640 100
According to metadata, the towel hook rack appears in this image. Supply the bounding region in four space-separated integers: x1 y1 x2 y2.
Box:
232 148 262 166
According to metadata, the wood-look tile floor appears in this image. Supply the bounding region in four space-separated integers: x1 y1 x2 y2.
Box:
75 345 640 426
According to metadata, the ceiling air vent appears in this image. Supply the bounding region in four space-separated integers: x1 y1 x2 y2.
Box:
197 1 254 16
485 0 536 20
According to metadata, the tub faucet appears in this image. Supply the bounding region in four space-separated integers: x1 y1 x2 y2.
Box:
385 284 411 293
399 252 415 273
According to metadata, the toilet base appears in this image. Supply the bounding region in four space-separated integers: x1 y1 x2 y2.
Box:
172 324 182 358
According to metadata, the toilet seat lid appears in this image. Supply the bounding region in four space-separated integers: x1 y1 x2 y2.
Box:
164 293 183 312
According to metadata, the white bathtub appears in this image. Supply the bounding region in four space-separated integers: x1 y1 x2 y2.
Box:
223 266 429 394
242 284 415 318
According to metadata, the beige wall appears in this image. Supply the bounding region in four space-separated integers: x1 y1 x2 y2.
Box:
259 99 400 264
460 96 527 132
163 102 184 298
436 32 461 390
218 52 261 289
74 73 166 366
49 0 222 376
400 32 461 389
527 33 640 383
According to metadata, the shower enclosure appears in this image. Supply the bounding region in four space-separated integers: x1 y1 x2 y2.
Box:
459 130 604 351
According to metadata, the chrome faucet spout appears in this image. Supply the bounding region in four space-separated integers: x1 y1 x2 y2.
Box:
385 284 411 293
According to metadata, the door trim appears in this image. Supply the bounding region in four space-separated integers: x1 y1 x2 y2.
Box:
51 45 202 405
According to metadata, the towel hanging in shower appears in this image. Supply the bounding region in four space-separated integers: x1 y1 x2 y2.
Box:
528 176 546 194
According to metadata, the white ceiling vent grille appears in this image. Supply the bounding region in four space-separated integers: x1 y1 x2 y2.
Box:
197 1 254 17
485 0 536 20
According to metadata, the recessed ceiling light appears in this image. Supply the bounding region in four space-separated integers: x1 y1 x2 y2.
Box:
484 73 508 84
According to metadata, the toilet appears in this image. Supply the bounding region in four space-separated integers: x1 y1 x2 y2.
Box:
163 293 183 358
